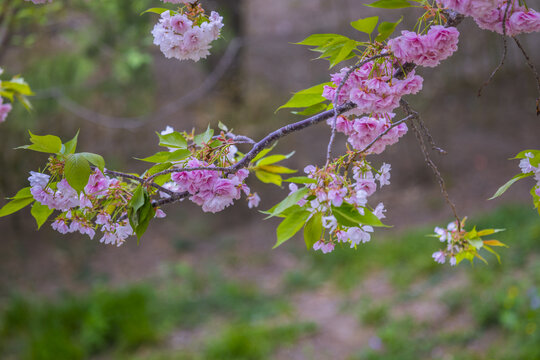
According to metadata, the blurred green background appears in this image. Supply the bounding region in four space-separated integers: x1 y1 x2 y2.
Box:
1 0 539 359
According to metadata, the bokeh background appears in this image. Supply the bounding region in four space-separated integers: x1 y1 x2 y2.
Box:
1 0 540 359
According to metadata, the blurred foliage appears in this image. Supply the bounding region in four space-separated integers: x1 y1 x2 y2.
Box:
0 204 538 359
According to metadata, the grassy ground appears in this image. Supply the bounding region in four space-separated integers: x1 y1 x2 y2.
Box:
0 204 539 359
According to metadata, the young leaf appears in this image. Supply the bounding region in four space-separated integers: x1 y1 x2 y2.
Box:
141 7 172 15
194 126 214 145
256 152 295 166
295 34 348 47
265 187 309 218
274 209 311 248
277 83 332 112
258 165 297 174
291 103 328 116
483 245 501 264
31 202 54 229
158 131 187 149
80 152 105 172
366 0 412 8
332 202 389 228
9 187 33 200
284 176 317 184
330 39 358 68
255 170 282 186
483 239 508 247
128 186 155 241
304 212 323 250
62 130 79 155
0 198 34 217
489 173 532 200
375 17 403 42
350 16 379 35
137 149 191 163
18 132 63 154
64 153 92 194
252 144 277 163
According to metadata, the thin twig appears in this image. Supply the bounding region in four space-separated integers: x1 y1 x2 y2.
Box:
401 100 461 230
513 36 540 115
478 0 511 97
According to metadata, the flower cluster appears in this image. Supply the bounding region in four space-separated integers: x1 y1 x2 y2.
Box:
291 162 389 254
151 10 223 61
28 169 136 246
519 152 540 197
169 158 257 213
439 0 540 35
24 0 52 3
388 25 460 68
331 113 408 154
432 221 461 265
323 60 423 115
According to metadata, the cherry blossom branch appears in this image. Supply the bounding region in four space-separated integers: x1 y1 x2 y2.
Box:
326 53 391 164
145 101 358 184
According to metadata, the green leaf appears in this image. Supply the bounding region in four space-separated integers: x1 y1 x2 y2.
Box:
64 153 92 194
468 238 484 250
137 149 191 163
265 187 309 218
252 144 276 163
330 39 358 68
141 7 172 15
477 229 505 237
483 245 501 264
366 0 412 8
255 170 282 186
295 34 348 47
128 186 155 241
80 152 105 172
274 209 311 248
130 186 145 214
291 103 328 116
31 202 54 230
284 176 317 184
489 173 532 200
18 131 62 154
0 198 34 217
304 212 323 250
158 131 187 149
218 121 228 132
145 162 172 177
62 130 79 155
331 202 389 228
375 17 403 42
512 150 540 167
256 152 295 166
194 126 214 145
1 80 33 96
9 187 33 200
277 83 332 112
350 16 379 34
258 165 297 174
